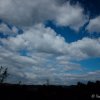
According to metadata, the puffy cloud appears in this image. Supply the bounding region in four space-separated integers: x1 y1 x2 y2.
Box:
0 0 88 30
0 23 14 34
0 44 82 84
0 23 11 33
69 38 100 60
12 26 19 34
0 0 99 85
0 23 81 84
55 3 88 31
0 46 38 69
1 24 100 60
47 37 100 60
87 16 100 33
0 22 19 35
0 23 100 84
1 24 69 54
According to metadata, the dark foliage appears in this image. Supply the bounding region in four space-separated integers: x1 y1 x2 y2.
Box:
0 81 100 100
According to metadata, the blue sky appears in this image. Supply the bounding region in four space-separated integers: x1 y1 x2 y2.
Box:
0 0 100 85
45 20 100 75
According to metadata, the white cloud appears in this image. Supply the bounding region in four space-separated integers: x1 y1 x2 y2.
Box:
0 22 19 35
69 38 100 60
1 24 69 54
55 2 88 31
1 24 100 60
0 23 100 84
0 0 99 85
0 23 12 34
0 44 82 84
0 46 38 68
0 23 81 84
0 0 88 31
87 16 100 33
12 26 19 33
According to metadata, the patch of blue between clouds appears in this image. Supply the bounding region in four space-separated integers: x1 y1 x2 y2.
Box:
0 19 23 38
44 21 100 75
45 20 100 43
76 57 100 72
0 33 9 38
19 49 29 57
0 20 100 77
65 57 100 75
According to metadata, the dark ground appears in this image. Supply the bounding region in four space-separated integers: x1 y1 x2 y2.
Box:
0 81 100 100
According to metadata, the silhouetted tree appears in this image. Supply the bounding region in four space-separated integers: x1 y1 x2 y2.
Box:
0 66 9 83
87 81 94 86
96 80 100 84
77 82 85 86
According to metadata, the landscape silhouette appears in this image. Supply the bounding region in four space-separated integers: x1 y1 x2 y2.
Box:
0 66 100 100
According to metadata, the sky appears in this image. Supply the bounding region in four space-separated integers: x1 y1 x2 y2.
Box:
0 0 100 85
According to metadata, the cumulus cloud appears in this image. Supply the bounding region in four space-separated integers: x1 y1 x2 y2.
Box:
0 0 99 85
0 44 82 84
55 2 88 31
0 23 100 84
0 23 82 84
69 38 100 59
87 16 100 33
1 24 69 54
0 0 88 30
0 23 11 33
1 24 100 60
0 22 19 35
